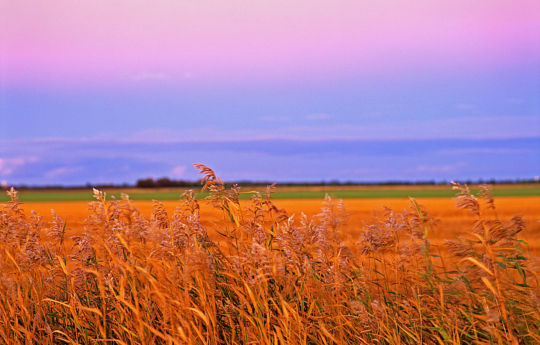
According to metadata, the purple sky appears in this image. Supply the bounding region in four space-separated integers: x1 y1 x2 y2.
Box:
1 1 539 184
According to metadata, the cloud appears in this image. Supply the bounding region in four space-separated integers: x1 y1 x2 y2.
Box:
438 148 537 155
129 128 186 141
0 156 38 176
0 137 538 185
130 72 171 82
506 98 524 104
359 112 383 119
44 166 83 180
455 103 475 110
305 113 333 120
260 116 290 123
414 162 466 173
284 115 540 140
171 165 187 178
129 127 279 142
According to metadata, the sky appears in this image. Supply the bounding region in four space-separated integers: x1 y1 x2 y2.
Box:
0 0 539 185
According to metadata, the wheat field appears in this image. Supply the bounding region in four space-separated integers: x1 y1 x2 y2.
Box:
1 164 539 344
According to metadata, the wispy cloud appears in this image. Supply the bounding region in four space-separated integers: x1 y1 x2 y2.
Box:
506 97 525 105
171 165 187 178
44 166 83 180
260 116 290 123
2 114 538 148
414 162 466 173
305 113 333 120
1 137 538 185
438 148 536 155
130 72 171 82
455 103 475 110
0 156 38 176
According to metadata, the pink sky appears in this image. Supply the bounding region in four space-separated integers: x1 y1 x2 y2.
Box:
1 1 539 184
2 0 539 87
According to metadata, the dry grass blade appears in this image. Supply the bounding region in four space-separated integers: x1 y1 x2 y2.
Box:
193 163 222 191
0 175 538 345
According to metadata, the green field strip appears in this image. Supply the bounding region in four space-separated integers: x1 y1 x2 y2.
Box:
1 187 540 202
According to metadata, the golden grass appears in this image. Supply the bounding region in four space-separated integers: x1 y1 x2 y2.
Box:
0 165 539 344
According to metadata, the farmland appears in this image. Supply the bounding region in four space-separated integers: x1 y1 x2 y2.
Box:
2 183 539 202
13 194 540 253
1 171 540 344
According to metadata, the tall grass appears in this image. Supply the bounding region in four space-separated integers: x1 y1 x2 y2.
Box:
0 164 538 344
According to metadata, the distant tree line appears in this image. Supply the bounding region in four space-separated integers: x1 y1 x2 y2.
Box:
135 177 201 188
133 177 539 188
5 177 539 190
134 177 540 188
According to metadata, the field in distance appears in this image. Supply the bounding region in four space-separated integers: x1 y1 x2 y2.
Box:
6 186 540 254
2 183 540 202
